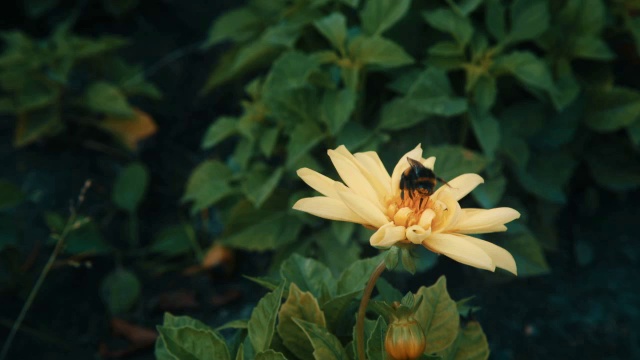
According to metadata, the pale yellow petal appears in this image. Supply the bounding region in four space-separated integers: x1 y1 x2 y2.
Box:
292 197 366 224
328 149 382 207
354 151 391 194
433 173 484 201
418 209 436 228
390 144 423 196
370 222 406 248
423 233 495 272
296 168 340 199
406 225 431 244
422 156 435 170
455 234 517 275
452 207 520 234
431 192 462 233
337 189 389 228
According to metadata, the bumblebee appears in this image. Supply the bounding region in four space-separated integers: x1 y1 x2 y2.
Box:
400 158 449 204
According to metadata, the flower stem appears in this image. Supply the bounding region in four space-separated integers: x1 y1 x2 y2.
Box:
357 259 387 360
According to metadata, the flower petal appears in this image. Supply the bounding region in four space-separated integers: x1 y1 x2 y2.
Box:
297 168 340 199
335 146 389 201
452 207 520 234
423 233 495 272
433 173 484 201
418 209 436 228
431 192 462 233
328 149 382 207
406 225 431 244
354 151 391 194
293 197 366 224
455 234 517 275
337 189 389 228
371 222 406 248
390 144 423 196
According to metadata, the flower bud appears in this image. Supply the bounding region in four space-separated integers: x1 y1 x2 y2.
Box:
384 316 426 360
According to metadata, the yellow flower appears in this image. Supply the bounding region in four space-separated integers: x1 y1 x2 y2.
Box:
292 144 520 274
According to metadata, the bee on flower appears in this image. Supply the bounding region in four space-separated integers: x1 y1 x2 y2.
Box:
293 144 520 275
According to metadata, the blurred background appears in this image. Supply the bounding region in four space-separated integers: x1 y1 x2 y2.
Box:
1 0 639 359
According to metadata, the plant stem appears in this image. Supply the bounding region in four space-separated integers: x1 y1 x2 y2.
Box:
0 180 90 360
357 259 387 360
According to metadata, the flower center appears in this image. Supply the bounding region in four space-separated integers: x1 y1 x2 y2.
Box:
386 192 432 227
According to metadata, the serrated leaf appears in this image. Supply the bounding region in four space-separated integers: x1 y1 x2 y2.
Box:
468 107 500 158
248 283 285 353
366 316 387 360
585 87 640 132
157 322 230 360
150 224 192 257
572 36 614 60
112 162 149 213
84 81 134 117
485 0 506 41
349 36 414 68
337 255 383 295
222 212 302 251
204 7 262 47
378 99 427 130
202 117 237 149
413 276 459 353
439 321 489 360
280 254 336 299
243 166 284 208
101 268 141 315
286 121 326 168
423 8 473 46
426 145 487 181
321 88 357 135
277 283 326 359
314 13 347 53
360 0 411 36
321 290 361 331
507 0 549 43
182 160 234 214
493 51 555 94
0 180 25 210
294 319 349 360
473 75 497 112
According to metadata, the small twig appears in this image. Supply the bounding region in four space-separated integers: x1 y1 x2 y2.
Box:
0 180 92 360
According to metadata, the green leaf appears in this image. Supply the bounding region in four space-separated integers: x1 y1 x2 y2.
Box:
423 8 473 46
337 255 383 295
14 107 63 147
112 162 149 213
586 139 640 191
100 268 141 315
204 7 262 47
515 152 576 203
248 283 285 353
360 0 411 36
572 36 614 60
0 180 25 210
277 283 327 359
243 166 284 208
366 316 387 360
378 99 427 130
321 88 357 135
264 51 320 93
485 0 506 41
286 121 326 168
585 87 640 132
314 13 347 53
426 145 487 181
320 290 361 331
349 36 414 68
259 127 280 157
473 75 497 112
51 216 110 255
500 226 550 277
375 277 403 303
507 0 549 43
493 51 555 94
182 160 234 214
468 108 500 158
628 119 640 147
428 41 464 57
255 350 287 360
157 315 231 360
404 68 468 116
294 319 349 360
413 276 459 353
439 321 489 360
280 254 336 299
202 117 237 149
223 211 302 251
445 0 483 16
471 175 506 208
84 81 134 117
150 224 192 257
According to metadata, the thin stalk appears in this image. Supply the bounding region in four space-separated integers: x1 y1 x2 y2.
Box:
356 259 387 360
0 180 90 360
